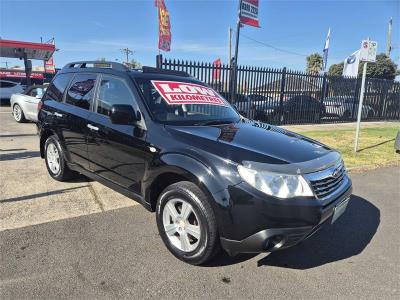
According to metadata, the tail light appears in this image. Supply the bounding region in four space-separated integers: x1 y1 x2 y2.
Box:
37 100 43 111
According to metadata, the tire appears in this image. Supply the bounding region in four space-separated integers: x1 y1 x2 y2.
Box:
156 181 220 265
44 135 76 181
13 104 26 123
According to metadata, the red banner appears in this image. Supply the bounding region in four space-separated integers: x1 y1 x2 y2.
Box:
212 58 221 81
157 0 171 51
151 80 227 106
240 0 260 28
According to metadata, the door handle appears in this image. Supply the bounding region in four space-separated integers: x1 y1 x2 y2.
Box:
54 112 63 117
87 124 99 131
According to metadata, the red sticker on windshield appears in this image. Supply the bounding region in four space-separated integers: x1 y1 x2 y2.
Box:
151 80 227 106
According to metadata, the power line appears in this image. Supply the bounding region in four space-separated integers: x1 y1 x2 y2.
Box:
240 33 308 57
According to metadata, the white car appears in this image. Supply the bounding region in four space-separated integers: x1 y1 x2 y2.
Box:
10 85 46 123
324 96 374 120
0 80 24 103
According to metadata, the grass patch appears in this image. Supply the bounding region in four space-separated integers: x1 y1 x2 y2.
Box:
297 125 400 170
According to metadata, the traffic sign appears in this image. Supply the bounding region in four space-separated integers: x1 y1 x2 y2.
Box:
359 40 377 62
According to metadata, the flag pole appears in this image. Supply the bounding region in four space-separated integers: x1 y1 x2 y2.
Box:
231 0 242 103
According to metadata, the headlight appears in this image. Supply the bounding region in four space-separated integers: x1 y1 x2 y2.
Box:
237 165 314 198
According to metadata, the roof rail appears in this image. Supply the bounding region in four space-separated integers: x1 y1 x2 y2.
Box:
63 61 128 71
142 66 190 77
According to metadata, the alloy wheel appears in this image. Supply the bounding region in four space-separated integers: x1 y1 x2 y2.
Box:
13 105 22 121
162 198 201 252
46 143 61 175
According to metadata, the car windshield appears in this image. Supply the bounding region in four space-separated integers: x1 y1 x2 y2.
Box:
135 77 241 125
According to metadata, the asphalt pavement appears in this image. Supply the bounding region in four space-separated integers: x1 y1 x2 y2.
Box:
0 105 399 299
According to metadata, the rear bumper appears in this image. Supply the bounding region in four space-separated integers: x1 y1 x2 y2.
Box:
219 182 352 256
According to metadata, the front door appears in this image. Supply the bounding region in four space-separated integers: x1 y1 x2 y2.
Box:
60 73 97 170
87 74 147 193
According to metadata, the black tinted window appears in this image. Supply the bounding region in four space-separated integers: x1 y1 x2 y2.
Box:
0 81 17 88
44 73 73 102
96 75 135 116
66 74 97 110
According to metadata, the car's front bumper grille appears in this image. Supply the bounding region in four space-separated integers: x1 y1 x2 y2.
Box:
305 162 347 200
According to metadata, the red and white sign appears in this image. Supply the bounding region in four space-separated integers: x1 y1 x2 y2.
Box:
0 71 44 79
151 81 227 106
45 56 56 73
240 0 260 28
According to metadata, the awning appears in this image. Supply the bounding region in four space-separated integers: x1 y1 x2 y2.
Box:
0 39 55 60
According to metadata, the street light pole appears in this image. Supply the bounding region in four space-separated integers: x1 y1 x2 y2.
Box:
231 0 243 103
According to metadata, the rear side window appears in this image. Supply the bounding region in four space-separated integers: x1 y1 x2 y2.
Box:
0 81 17 88
96 75 135 116
44 73 73 102
65 74 97 110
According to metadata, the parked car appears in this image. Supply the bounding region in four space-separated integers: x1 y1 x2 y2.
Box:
10 85 46 122
323 96 374 120
0 80 24 104
37 61 352 265
219 92 272 119
258 95 325 124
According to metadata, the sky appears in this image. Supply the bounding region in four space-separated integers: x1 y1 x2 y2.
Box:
0 0 398 71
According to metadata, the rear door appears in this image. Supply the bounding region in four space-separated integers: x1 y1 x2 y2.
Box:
86 74 148 193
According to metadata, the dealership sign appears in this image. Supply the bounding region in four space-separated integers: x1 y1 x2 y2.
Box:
240 0 260 27
359 40 377 62
0 71 44 79
151 81 227 106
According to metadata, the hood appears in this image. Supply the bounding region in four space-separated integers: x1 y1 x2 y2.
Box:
165 120 334 166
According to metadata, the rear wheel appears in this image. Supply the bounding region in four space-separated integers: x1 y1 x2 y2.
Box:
13 104 26 123
156 181 220 265
44 135 76 181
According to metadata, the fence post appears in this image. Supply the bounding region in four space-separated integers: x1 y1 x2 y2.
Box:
279 67 287 125
156 54 163 68
321 72 327 102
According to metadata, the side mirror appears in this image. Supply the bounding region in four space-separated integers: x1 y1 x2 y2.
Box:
110 104 140 125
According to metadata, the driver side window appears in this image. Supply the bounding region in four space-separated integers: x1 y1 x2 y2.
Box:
96 75 135 116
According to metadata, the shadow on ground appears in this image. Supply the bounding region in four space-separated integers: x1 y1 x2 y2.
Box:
0 150 40 161
0 185 89 203
207 195 380 268
257 195 380 269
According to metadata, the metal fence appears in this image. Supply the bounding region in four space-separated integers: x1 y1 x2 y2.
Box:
157 56 400 125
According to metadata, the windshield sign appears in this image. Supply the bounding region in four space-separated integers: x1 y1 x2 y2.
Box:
151 80 227 106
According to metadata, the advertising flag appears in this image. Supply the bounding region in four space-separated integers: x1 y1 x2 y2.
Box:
322 28 330 72
343 50 360 77
212 58 221 81
239 0 260 28
157 0 171 51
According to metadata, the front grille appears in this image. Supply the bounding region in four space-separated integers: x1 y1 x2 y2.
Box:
308 163 346 199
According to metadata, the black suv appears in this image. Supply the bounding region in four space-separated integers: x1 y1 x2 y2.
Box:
37 61 352 265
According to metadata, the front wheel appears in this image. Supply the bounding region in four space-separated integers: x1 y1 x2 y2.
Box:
13 104 26 123
156 181 220 265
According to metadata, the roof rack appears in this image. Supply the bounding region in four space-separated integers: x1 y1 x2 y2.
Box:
63 61 128 71
142 66 190 77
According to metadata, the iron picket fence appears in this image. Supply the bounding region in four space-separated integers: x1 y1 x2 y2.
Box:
157 55 400 125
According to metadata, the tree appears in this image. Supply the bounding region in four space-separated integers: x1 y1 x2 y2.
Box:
124 59 142 69
358 53 398 80
306 53 323 74
328 62 344 76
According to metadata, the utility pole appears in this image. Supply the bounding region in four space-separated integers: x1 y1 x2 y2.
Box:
121 48 133 65
231 0 243 102
228 27 232 66
386 17 392 57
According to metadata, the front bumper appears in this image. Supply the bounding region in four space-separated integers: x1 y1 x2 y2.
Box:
218 178 352 256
